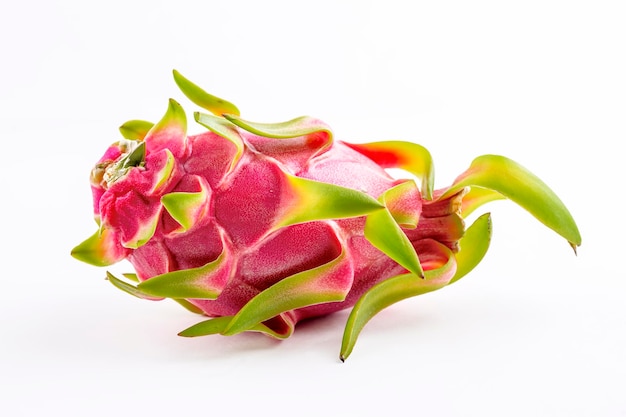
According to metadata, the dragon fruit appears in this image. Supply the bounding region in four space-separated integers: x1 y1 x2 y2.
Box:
72 70 581 361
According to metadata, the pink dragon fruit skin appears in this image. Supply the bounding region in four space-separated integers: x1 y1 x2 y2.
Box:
72 70 581 360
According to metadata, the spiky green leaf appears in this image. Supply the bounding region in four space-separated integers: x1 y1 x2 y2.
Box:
173 69 240 116
136 250 228 299
122 273 139 282
340 242 456 361
380 180 421 228
449 213 492 284
119 120 154 140
194 112 243 172
178 316 293 339
161 187 209 232
106 271 162 300
274 174 384 229
364 182 424 278
71 229 120 267
223 114 332 143
460 187 505 218
147 98 187 138
442 155 581 249
149 149 175 194
222 249 351 336
178 316 231 337
364 208 424 278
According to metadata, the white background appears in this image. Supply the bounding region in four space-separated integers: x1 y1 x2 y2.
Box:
1 1 624 416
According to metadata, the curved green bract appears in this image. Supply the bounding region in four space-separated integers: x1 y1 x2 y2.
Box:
345 141 435 200
106 271 162 301
122 273 139 282
119 120 154 141
194 111 244 172
460 187 505 218
364 183 424 278
178 316 293 339
110 272 204 313
136 251 228 299
149 149 175 194
146 98 187 138
161 187 208 231
275 174 384 229
71 229 117 267
222 249 350 336
442 155 581 249
224 114 332 144
339 242 456 362
173 299 204 315
449 213 492 284
173 69 240 116
383 180 421 228
178 316 232 337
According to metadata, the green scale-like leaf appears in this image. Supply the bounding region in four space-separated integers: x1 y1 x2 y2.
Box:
460 187 505 218
147 98 187 138
442 154 581 250
106 271 162 301
221 248 351 336
224 114 332 141
149 149 175 194
273 174 385 230
173 69 240 116
194 112 244 172
71 229 119 267
179 316 294 339
382 180 421 228
339 213 493 361
340 241 456 362
161 186 209 232
107 272 204 314
450 213 492 283
137 249 230 299
364 181 424 278
119 120 154 141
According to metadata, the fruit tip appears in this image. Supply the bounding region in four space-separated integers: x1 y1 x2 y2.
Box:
172 69 185 83
177 328 197 338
